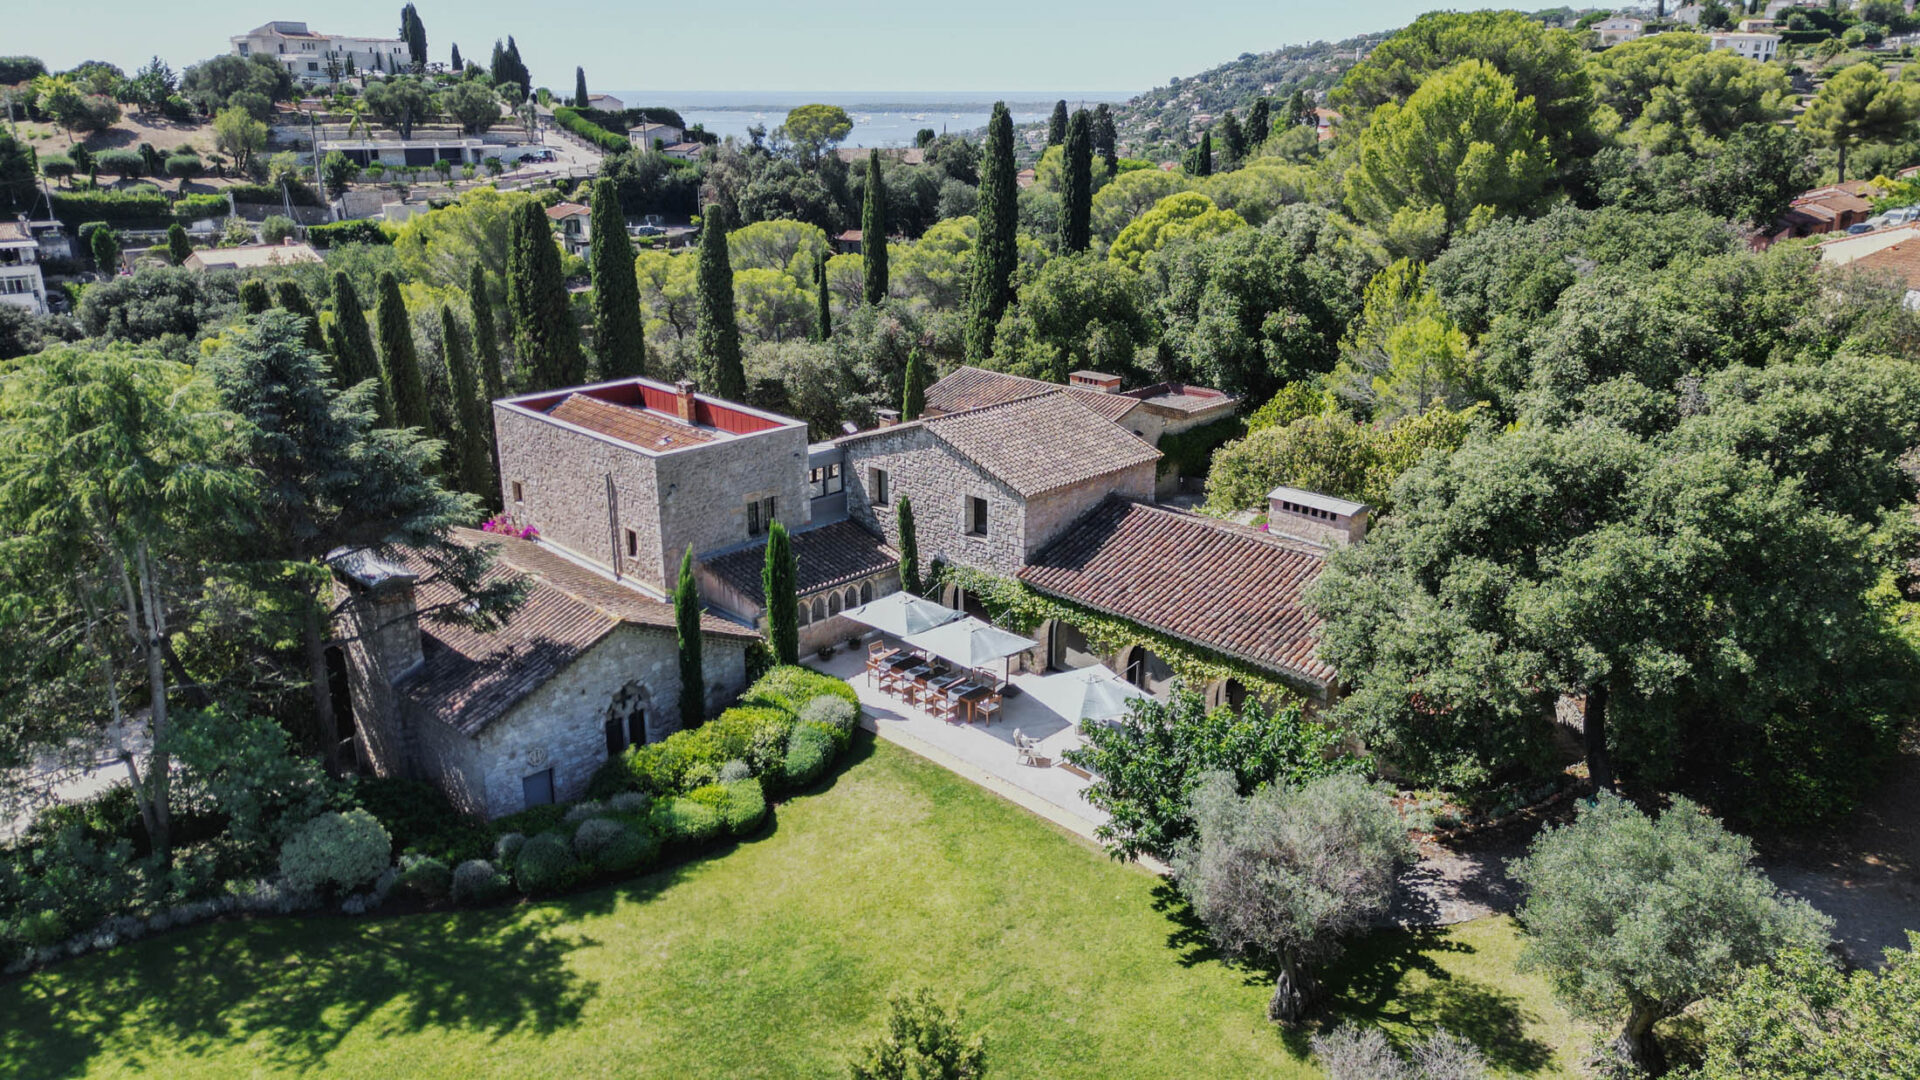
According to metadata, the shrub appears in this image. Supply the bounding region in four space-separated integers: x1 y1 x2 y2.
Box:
306 219 391 248
607 791 652 815
570 816 624 861
718 760 753 783
654 797 725 847
224 180 323 207
173 194 229 223
393 854 452 901
50 189 172 227
721 779 767 836
848 989 988 1080
450 859 513 906
349 776 492 863
552 105 632 154
493 832 526 866
259 214 297 244
744 665 859 716
492 802 568 838
41 154 75 182
164 154 202 180
563 800 607 825
1312 1024 1489 1080
96 150 145 178
512 832 579 895
703 706 796 781
278 809 392 896
784 721 838 788
798 694 859 748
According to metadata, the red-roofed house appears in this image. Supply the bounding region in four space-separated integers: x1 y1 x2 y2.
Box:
545 201 593 255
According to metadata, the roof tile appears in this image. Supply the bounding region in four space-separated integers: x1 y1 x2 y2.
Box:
700 520 898 608
922 393 1160 497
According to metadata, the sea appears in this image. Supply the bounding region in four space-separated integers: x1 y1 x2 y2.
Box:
609 90 1138 147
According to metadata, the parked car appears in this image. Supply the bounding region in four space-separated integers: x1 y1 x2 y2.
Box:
516 150 555 165
1847 222 1875 235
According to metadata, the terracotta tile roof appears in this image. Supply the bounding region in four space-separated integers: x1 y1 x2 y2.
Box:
547 393 717 450
1849 238 1920 290
700 519 898 609
1018 499 1334 687
545 201 591 220
0 222 31 244
924 393 1160 498
923 366 1141 423
399 528 755 735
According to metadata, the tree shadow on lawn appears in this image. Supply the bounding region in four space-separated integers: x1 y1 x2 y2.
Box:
1151 882 1553 1074
0 903 596 1077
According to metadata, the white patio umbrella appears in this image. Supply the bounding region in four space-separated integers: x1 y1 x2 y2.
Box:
841 591 964 638
1025 664 1149 726
901 616 1037 688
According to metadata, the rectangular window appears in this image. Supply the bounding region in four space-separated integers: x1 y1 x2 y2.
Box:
625 528 638 558
512 481 524 503
967 496 989 537
520 768 554 808
871 468 890 507
809 463 844 500
747 495 776 537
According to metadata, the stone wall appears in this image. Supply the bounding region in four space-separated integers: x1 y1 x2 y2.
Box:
841 425 1029 576
1024 463 1157 556
797 570 900 656
495 405 666 590
332 577 421 784
653 424 811 581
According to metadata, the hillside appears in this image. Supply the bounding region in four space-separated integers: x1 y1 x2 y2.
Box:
1112 32 1387 157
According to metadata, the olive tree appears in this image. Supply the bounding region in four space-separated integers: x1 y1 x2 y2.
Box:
1510 792 1832 1073
1172 770 1412 1024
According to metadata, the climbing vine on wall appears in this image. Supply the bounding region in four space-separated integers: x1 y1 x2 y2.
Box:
928 564 1308 707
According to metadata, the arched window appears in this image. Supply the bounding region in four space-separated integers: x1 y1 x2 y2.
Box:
604 681 650 755
812 597 826 622
797 601 810 626
844 587 858 611
829 592 842 617
860 580 873 604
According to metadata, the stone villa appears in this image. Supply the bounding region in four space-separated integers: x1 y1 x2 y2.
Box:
336 366 1356 817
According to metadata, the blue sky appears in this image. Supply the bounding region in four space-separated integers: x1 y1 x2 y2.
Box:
12 1 1514 96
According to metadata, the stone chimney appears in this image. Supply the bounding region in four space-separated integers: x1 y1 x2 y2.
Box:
1265 486 1371 548
332 548 424 681
674 379 698 423
875 407 901 427
1069 370 1124 393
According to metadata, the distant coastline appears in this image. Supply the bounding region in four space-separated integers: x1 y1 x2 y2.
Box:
610 90 1138 146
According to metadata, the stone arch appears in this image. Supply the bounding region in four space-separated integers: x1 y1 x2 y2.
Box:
844 586 859 612
859 580 873 604
828 591 842 617
812 597 827 622
605 680 651 753
1205 677 1248 712
797 601 811 626
1116 645 1172 693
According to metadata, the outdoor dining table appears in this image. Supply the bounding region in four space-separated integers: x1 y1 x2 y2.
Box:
955 685 993 725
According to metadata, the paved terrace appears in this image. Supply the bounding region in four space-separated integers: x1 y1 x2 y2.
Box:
814 645 1110 845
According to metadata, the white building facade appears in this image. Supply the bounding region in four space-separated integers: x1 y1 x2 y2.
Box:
1709 31 1782 62
231 21 409 82
0 221 48 315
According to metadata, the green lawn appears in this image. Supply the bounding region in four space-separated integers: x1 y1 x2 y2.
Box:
0 735 1588 1078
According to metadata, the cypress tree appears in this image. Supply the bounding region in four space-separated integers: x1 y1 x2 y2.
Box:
239 278 272 315
901 348 927 421
762 521 798 666
589 178 646 379
1219 113 1245 169
166 223 191 265
329 272 388 421
815 257 832 341
1093 103 1118 172
1193 131 1213 177
897 497 921 596
694 205 746 399
375 270 433 435
506 199 586 390
573 67 588 109
1048 99 1068 146
1286 89 1312 129
467 264 505 403
1061 109 1093 254
674 545 705 728
439 304 493 499
861 149 888 305
964 102 1017 364
274 280 327 354
89 228 120 274
450 42 462 72
1246 97 1271 148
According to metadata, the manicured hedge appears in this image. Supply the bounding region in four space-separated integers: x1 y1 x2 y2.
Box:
224 181 323 207
307 219 392 248
51 189 171 227
173 194 230 223
553 105 632 154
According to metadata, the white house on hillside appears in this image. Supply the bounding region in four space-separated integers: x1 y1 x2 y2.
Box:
230 20 408 82
0 220 49 315
1594 16 1645 45
1709 31 1781 62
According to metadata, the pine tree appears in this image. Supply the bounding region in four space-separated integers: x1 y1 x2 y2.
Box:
375 270 434 435
694 205 746 399
762 521 798 666
1061 109 1093 254
506 199 586 390
1093 103 1119 172
438 304 493 498
675 545 705 728
166 223 191 265
589 178 646 379
467 264 505 403
964 102 1017 364
901 348 927 421
1246 97 1271 148
273 280 326 354
861 149 888 305
450 42 462 73
815 257 832 341
1193 131 1213 177
897 497 921 596
1286 89 1313 129
573 67 588 109
1220 113 1245 169
239 278 271 315
329 272 389 421
1048 99 1069 146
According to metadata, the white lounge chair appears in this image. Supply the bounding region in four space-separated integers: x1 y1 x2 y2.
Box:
1013 729 1040 767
